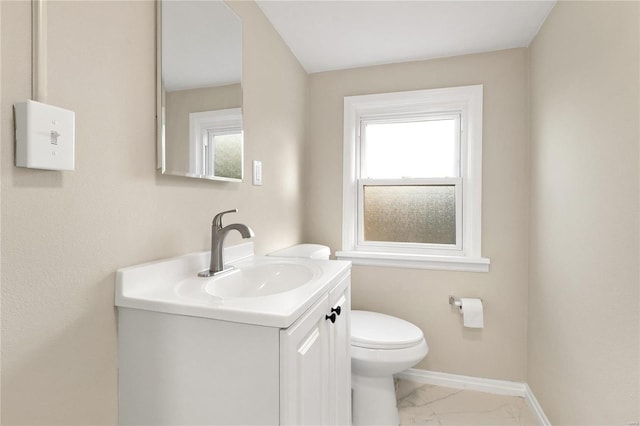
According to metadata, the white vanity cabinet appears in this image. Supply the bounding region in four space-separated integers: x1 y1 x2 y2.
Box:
117 261 351 426
280 274 351 426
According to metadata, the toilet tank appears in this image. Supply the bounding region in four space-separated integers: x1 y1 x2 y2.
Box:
268 244 330 260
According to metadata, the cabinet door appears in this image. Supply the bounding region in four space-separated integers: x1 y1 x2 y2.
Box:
329 287 351 426
280 294 331 426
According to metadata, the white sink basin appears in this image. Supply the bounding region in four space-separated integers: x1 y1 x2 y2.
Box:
204 262 315 298
115 242 351 328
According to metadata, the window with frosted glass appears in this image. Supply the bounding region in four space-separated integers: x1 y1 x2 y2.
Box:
359 115 461 247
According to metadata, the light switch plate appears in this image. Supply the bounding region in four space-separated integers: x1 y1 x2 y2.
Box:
253 160 262 186
15 100 75 171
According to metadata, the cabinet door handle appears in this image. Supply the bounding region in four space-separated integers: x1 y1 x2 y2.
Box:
325 313 336 323
331 306 341 316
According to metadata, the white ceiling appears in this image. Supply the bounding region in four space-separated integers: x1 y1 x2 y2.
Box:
256 1 556 74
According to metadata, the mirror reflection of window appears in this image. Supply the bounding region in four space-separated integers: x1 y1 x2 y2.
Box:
204 127 243 180
190 108 243 180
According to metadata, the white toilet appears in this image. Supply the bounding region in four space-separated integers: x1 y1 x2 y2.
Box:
351 310 428 426
269 245 429 426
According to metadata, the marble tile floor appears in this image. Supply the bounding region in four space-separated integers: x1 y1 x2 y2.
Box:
396 379 538 426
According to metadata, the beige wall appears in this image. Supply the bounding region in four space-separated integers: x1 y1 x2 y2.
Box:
306 49 530 381
528 1 639 424
0 1 307 424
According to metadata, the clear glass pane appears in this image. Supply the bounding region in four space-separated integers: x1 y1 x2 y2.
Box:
363 185 456 245
363 118 458 178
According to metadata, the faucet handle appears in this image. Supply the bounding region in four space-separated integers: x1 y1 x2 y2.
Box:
212 209 238 229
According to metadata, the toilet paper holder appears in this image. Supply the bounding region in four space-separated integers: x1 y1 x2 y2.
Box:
449 296 482 308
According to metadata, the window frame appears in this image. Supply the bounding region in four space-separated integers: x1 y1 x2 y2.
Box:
336 85 490 272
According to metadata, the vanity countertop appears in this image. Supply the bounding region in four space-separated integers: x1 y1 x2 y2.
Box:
115 243 351 328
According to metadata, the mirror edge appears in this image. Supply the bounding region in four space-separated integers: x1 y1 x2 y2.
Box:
156 0 163 171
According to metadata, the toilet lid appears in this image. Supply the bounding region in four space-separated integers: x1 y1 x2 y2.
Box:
351 310 424 350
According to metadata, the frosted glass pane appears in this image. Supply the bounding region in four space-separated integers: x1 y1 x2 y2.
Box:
212 133 242 179
363 118 458 178
363 185 456 245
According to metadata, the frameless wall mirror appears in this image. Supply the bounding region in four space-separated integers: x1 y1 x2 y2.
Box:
158 0 243 182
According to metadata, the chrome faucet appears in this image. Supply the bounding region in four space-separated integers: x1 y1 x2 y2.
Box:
198 209 254 277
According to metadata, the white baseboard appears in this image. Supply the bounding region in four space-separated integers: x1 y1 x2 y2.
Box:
395 368 526 396
395 368 550 425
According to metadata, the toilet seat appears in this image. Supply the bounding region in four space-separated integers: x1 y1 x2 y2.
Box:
351 310 424 350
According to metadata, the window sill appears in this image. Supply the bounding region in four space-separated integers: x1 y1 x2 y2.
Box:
335 250 490 273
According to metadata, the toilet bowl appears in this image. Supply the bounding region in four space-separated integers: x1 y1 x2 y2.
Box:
351 310 428 426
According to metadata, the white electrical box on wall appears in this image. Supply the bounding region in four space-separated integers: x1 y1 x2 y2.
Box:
15 100 75 171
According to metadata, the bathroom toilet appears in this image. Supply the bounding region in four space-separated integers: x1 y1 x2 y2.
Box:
351 310 428 426
269 245 429 426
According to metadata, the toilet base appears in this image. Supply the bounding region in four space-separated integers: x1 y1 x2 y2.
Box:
352 373 399 426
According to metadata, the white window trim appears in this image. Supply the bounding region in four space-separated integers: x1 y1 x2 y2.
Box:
336 85 490 273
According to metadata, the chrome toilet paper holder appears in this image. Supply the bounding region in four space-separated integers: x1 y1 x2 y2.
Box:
449 296 482 308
